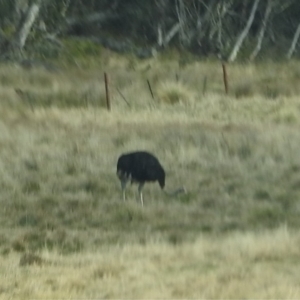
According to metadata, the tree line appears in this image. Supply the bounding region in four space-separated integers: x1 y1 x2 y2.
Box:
1 0 300 61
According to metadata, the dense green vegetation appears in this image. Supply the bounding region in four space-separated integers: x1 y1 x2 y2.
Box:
2 1 300 61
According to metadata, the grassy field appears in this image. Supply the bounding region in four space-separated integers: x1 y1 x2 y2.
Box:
1 52 300 298
2 227 300 299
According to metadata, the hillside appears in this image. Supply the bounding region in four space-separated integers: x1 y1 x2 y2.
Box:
0 53 300 298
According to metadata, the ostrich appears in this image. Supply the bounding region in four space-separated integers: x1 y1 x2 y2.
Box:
116 151 185 206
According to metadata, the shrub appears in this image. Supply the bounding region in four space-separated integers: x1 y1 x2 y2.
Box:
233 81 255 98
156 81 195 105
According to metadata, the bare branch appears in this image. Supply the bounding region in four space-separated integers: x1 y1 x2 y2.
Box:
11 1 41 51
250 0 273 60
228 0 260 62
287 22 300 59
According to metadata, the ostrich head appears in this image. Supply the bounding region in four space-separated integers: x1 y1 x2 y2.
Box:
158 167 165 189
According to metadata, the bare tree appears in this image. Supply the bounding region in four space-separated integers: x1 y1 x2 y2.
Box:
1 0 300 60
163 23 181 47
208 1 234 55
176 0 190 47
155 0 167 47
14 0 29 25
286 22 300 59
250 0 273 60
10 1 41 52
228 0 260 62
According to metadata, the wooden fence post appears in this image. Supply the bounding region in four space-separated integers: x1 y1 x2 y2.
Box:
147 79 154 100
104 72 111 111
202 76 207 96
222 62 229 95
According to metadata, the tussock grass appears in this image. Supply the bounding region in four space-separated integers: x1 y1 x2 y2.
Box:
0 107 300 249
0 55 300 298
156 80 195 105
1 227 300 298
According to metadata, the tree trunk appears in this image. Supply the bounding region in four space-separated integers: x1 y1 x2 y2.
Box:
250 0 272 61
157 23 163 47
286 22 300 59
155 0 168 47
163 22 181 47
228 0 260 62
176 0 190 47
14 0 29 25
11 1 41 52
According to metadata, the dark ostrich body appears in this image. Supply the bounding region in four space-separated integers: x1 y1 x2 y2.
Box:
117 151 165 206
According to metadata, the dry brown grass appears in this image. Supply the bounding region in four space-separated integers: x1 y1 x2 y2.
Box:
1 227 300 299
155 80 196 105
0 55 300 298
